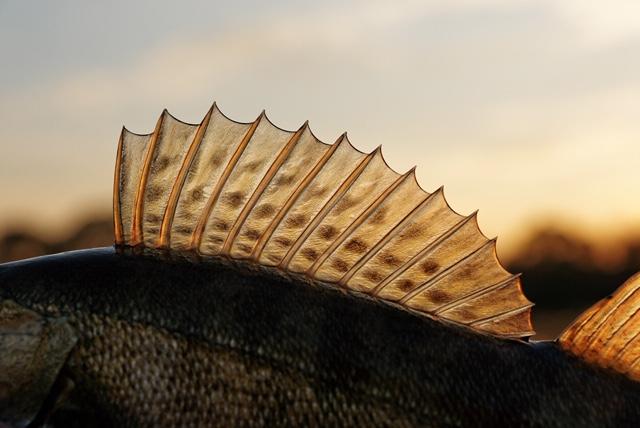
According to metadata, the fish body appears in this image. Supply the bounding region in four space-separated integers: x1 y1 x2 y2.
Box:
2 105 640 427
1 248 639 427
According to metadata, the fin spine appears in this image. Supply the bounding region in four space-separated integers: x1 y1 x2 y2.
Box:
372 211 478 296
338 187 441 286
435 273 521 315
628 355 640 374
558 299 604 345
579 286 640 354
279 146 377 270
222 121 307 254
306 168 413 277
400 238 496 304
470 304 533 327
614 326 640 364
113 128 125 245
191 112 264 250
249 135 343 261
159 105 214 248
131 111 166 245
590 290 640 362
558 272 640 380
499 331 536 339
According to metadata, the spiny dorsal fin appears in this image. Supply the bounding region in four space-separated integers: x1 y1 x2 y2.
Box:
113 104 534 339
559 272 640 380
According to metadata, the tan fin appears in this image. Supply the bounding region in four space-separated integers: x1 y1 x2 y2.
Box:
113 105 535 338
559 272 640 380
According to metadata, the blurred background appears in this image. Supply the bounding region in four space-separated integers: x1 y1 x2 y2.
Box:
1 1 639 339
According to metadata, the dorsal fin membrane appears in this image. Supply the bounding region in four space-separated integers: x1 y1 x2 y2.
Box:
559 272 640 380
113 104 535 339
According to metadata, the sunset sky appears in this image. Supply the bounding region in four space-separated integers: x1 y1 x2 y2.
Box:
1 0 639 256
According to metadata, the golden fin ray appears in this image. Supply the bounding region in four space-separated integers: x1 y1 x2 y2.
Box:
159 105 215 248
278 143 373 271
471 306 534 337
559 272 640 380
113 129 126 245
306 169 410 278
249 133 337 263
113 105 534 339
169 107 252 250
288 149 398 274
435 273 521 315
311 169 424 283
200 114 295 255
131 112 166 245
436 276 532 334
115 128 152 245
141 113 200 247
225 122 308 258
372 211 476 297
338 186 438 288
400 239 498 305
195 112 265 253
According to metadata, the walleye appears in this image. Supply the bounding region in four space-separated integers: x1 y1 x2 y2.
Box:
0 105 639 427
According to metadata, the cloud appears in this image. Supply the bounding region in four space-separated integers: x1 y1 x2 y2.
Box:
554 0 640 47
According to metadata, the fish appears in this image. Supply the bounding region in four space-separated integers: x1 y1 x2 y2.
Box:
0 104 639 427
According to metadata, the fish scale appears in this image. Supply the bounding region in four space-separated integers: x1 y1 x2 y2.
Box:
2 248 640 426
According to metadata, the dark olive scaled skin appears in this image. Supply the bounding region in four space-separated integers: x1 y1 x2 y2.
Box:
1 248 639 427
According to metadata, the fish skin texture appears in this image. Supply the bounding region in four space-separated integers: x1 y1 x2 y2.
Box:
1 248 640 427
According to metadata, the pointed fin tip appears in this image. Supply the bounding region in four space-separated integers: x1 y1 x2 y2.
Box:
200 103 218 124
403 166 421 187
375 145 399 175
205 102 217 117
120 125 153 138
342 132 364 154
437 185 482 227
212 103 255 126
304 121 329 145
261 110 299 134
156 108 168 128
403 166 417 180
200 104 215 124
297 120 310 134
162 109 201 127
334 132 367 156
